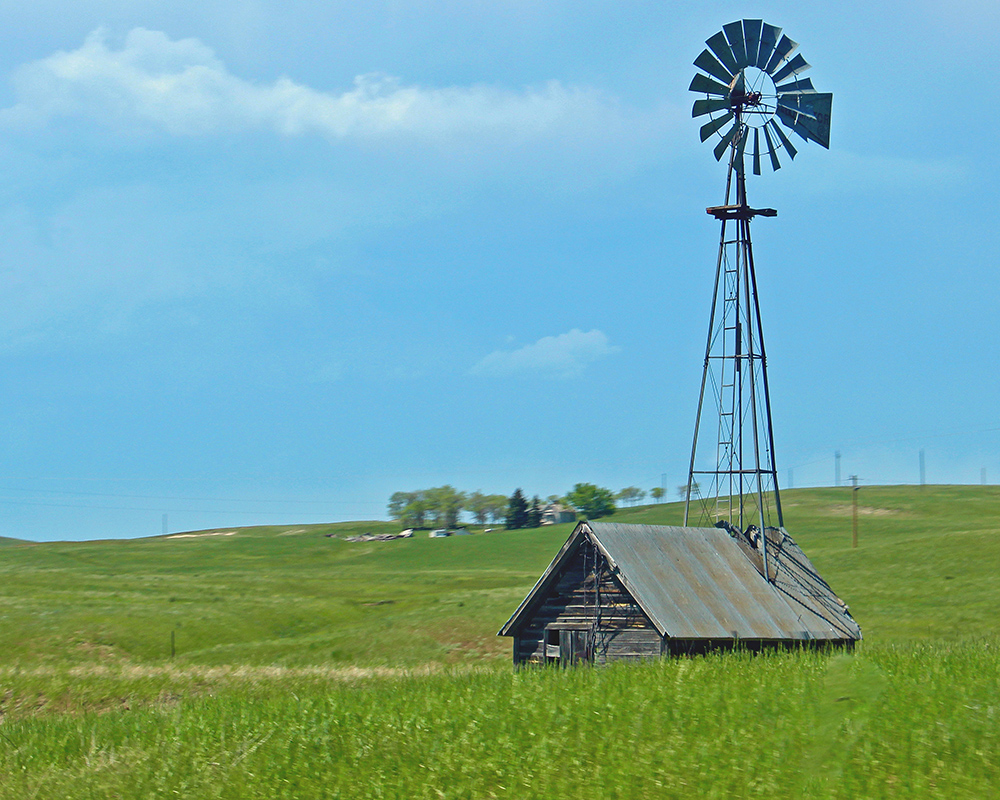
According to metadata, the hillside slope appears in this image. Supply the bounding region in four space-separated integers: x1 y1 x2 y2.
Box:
1 485 998 667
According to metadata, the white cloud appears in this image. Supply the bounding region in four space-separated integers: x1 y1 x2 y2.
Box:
0 28 634 145
470 329 619 379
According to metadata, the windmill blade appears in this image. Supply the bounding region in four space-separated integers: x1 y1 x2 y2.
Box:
802 112 831 148
752 128 762 175
776 105 827 146
772 53 811 84
776 106 819 145
775 106 806 140
762 124 782 171
764 34 798 75
700 112 734 142
724 21 749 69
694 49 734 85
756 23 782 69
706 31 739 75
776 105 831 148
768 119 797 159
693 97 731 118
777 91 832 124
690 73 730 97
775 77 815 94
743 20 763 68
714 121 740 161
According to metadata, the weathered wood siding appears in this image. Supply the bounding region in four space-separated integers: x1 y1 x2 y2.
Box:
514 537 661 665
599 627 662 663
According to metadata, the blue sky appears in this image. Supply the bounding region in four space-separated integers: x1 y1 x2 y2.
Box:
1 1 997 540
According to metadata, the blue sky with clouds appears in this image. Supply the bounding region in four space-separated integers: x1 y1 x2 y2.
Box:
1 1 997 540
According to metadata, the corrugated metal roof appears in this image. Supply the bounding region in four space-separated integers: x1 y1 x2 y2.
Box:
500 522 860 642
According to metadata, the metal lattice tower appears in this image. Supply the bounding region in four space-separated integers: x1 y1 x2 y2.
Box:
682 20 832 566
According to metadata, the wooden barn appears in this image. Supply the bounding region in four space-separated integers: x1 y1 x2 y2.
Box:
498 521 860 665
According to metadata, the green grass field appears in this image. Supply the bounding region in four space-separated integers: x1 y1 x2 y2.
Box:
1 486 999 797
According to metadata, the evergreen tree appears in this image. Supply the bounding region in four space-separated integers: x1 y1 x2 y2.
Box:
505 488 529 529
526 495 542 528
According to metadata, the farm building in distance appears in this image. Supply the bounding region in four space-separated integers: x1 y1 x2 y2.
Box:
499 521 860 665
541 502 577 525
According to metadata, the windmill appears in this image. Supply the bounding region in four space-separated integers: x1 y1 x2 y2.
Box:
683 20 832 571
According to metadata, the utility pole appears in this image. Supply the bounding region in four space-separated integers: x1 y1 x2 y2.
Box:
850 475 859 548
919 449 925 488
835 451 841 487
982 467 987 486
787 468 793 489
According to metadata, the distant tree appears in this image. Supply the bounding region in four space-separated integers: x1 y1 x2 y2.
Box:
486 495 508 524
466 491 490 525
505 488 529 529
388 491 411 520
426 485 465 529
678 481 701 500
566 483 616 520
526 496 542 528
387 490 428 528
650 487 665 503
616 486 646 507
545 494 562 505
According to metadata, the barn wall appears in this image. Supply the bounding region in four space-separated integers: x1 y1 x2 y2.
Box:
600 628 662 662
514 536 660 666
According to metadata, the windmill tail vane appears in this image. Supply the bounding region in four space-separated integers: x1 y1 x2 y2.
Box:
683 20 832 577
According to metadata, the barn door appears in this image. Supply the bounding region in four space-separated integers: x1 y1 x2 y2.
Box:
558 628 593 665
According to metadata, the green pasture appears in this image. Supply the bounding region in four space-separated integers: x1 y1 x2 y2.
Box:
2 485 998 669
1 485 999 798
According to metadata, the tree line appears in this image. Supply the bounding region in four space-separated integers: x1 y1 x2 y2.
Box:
387 482 684 530
388 487 508 529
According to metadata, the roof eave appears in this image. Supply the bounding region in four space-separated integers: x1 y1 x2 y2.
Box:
497 522 591 637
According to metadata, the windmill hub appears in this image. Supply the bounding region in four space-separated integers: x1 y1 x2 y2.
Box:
727 68 775 127
729 92 763 108
729 89 762 108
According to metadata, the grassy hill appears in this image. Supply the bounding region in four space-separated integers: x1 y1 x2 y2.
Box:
1 485 999 670
1 486 999 798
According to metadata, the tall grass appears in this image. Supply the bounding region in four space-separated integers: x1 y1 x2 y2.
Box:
0 643 997 799
2 487 999 797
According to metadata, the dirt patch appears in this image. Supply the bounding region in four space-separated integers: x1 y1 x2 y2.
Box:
823 505 905 517
165 531 237 540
